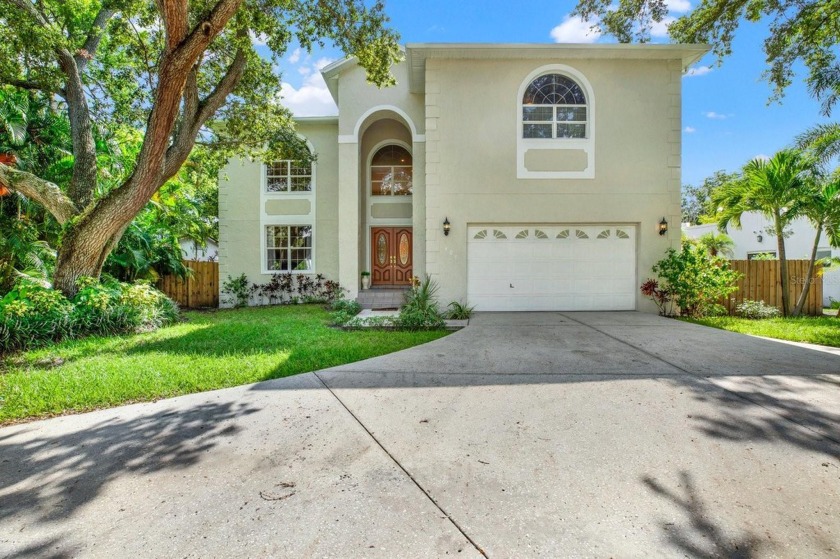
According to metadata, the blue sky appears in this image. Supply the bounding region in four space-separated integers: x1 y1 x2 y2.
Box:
263 0 832 187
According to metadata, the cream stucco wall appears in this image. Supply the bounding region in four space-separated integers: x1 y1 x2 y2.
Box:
220 50 688 312
423 57 682 311
218 119 339 305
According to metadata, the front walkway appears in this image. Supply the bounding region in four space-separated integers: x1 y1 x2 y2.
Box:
1 313 839 557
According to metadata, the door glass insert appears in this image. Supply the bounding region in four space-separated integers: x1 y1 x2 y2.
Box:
399 233 410 265
377 233 387 265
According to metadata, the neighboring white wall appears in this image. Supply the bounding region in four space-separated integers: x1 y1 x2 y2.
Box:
180 238 218 262
684 212 840 306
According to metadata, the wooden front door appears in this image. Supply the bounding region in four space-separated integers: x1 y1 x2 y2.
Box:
371 227 413 286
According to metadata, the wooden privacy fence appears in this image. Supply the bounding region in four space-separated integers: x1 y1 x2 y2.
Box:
724 260 823 316
157 260 219 308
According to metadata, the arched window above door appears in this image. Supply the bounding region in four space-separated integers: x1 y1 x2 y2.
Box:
371 145 412 196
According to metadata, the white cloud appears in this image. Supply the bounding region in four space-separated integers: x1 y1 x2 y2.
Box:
665 0 691 13
550 15 601 43
279 58 338 116
250 32 268 46
289 48 302 64
685 65 712 77
650 16 675 38
684 126 696 133
753 153 771 162
704 111 728 120
314 57 334 71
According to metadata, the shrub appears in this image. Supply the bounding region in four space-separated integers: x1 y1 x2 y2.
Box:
640 278 675 317
221 273 253 308
646 244 740 318
396 276 445 331
736 300 782 319
828 297 840 310
329 298 361 326
446 301 475 320
0 277 178 354
224 273 346 308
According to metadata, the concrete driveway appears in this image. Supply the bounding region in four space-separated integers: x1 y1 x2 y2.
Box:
1 312 839 558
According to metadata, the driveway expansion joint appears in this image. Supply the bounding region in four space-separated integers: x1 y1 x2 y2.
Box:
313 371 489 558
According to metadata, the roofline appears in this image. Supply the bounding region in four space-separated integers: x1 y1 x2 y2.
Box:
406 42 709 94
293 116 339 124
321 42 710 100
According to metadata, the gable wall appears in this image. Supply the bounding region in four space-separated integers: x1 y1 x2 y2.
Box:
424 57 683 310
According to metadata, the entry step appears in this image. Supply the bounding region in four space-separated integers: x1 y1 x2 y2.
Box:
356 288 409 310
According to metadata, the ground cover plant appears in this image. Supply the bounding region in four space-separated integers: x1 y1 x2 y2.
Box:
683 315 840 347
0 305 448 423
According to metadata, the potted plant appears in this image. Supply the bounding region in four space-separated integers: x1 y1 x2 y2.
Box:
361 271 371 290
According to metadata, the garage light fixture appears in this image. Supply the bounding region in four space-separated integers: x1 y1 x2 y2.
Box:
658 218 668 236
443 217 451 236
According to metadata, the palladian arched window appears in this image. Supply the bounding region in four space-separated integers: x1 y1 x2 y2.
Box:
522 74 588 139
370 145 412 196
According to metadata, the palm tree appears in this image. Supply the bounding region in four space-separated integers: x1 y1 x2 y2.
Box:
797 123 840 166
711 149 813 316
696 232 735 258
793 173 840 316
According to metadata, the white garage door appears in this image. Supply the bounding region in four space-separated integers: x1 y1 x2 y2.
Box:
467 225 637 311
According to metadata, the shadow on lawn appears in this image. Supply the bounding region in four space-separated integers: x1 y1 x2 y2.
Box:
643 471 763 558
0 400 258 557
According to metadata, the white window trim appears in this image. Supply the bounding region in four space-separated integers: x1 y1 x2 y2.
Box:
263 158 316 196
261 223 316 275
259 137 317 274
367 139 414 201
516 64 596 180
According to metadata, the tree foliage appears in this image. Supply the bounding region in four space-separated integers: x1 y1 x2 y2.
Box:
0 0 400 295
710 149 814 315
681 170 739 225
648 244 740 318
573 0 840 115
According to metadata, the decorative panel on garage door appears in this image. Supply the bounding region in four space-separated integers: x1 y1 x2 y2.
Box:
467 225 637 311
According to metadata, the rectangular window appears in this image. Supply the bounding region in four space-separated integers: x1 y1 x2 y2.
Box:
747 251 777 260
522 105 586 139
266 225 313 271
266 160 312 193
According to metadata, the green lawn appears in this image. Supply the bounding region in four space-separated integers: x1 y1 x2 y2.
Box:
683 315 840 347
0 305 448 424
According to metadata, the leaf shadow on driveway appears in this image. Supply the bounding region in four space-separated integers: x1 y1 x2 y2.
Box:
0 400 259 558
643 471 763 559
680 374 840 461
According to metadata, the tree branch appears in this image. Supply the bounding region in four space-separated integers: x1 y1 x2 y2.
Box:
126 0 243 215
162 46 247 180
7 0 99 209
0 164 78 224
0 77 65 98
75 7 117 73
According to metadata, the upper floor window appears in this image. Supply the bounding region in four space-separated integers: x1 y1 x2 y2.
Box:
266 160 312 193
371 145 412 196
522 74 587 139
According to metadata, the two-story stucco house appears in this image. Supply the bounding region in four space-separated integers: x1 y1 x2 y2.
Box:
219 43 709 312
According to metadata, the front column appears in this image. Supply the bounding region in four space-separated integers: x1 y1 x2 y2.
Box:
338 141 360 298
